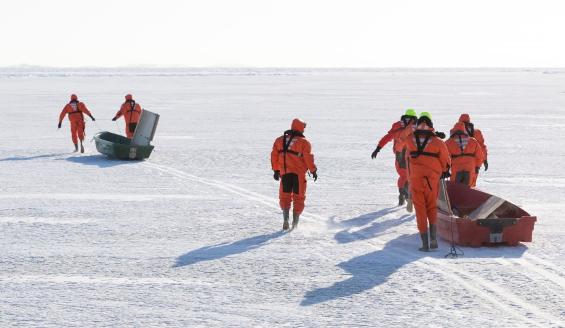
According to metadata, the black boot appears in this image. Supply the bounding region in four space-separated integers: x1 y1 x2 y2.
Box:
398 188 405 206
73 143 78 152
292 212 300 230
419 233 429 252
80 141 85 154
429 224 438 249
282 209 290 230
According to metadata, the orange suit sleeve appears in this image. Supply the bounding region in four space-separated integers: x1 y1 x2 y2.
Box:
438 139 451 172
302 140 317 173
59 105 69 123
271 137 281 171
474 129 487 159
114 104 125 119
473 139 485 168
377 121 402 148
79 103 93 117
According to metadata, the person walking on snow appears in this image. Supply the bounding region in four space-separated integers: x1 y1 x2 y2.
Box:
371 109 418 208
112 94 142 138
445 122 484 187
271 118 318 230
404 112 451 251
458 113 488 186
58 94 95 153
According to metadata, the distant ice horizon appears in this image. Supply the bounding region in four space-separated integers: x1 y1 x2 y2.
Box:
1 65 565 78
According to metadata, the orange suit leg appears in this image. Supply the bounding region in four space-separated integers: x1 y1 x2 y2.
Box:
470 172 478 187
125 125 134 138
395 155 408 189
292 179 307 215
77 120 85 142
411 179 439 233
70 121 82 144
279 182 292 210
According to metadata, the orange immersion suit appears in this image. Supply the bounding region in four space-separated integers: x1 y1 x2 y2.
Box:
271 120 317 215
458 114 487 186
114 100 142 138
405 127 451 233
446 123 485 187
377 121 410 190
59 101 93 145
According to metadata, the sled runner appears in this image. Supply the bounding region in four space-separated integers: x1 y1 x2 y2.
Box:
94 110 159 160
437 181 536 247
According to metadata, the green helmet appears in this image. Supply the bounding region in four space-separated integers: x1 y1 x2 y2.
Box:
405 109 417 117
419 112 432 120
417 112 433 128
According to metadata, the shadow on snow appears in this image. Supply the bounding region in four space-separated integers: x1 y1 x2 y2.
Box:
334 207 414 244
174 231 285 268
65 155 137 168
302 231 528 306
0 153 71 161
302 233 423 306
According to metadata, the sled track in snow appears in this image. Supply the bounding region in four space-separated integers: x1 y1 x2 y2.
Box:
143 161 565 327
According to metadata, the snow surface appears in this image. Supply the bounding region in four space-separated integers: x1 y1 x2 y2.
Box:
1 69 564 327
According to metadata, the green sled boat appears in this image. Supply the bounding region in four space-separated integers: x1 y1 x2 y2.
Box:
94 131 154 160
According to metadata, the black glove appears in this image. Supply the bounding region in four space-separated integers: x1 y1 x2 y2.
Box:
483 160 488 171
312 171 318 182
112 117 117 121
90 116 96 121
57 122 61 129
435 131 446 139
475 167 480 174
441 170 451 179
273 170 280 181
371 146 382 159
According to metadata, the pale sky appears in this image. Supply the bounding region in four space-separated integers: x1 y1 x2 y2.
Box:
1 0 564 67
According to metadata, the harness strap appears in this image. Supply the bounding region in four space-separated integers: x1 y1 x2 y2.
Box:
279 149 302 157
410 151 440 158
464 122 475 137
452 153 475 158
411 131 440 158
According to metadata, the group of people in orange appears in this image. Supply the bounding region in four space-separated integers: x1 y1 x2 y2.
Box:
372 110 488 251
61 99 486 251
58 94 143 152
269 111 487 251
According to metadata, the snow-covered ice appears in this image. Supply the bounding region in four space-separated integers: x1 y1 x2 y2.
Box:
1 69 564 327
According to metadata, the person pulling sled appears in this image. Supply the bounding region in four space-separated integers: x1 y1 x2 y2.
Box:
58 94 95 153
404 112 451 251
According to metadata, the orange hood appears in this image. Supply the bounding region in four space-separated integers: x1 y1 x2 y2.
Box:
450 122 467 136
459 113 471 123
291 118 306 133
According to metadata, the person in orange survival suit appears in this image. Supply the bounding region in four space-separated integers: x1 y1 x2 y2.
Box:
458 113 488 186
58 94 96 153
271 118 318 230
371 109 418 208
446 122 485 187
112 94 143 138
404 112 451 251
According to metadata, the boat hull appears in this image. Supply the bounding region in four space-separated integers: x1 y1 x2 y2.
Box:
437 181 536 247
94 132 154 160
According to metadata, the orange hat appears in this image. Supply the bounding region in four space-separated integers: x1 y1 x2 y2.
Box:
70 94 78 101
291 118 306 133
459 113 471 123
125 94 133 101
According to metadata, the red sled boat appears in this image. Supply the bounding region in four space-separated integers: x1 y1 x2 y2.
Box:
437 181 537 247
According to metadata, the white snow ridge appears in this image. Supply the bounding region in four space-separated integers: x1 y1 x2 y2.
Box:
1 69 564 327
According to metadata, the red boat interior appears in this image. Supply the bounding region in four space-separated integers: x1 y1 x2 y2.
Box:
444 182 530 219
